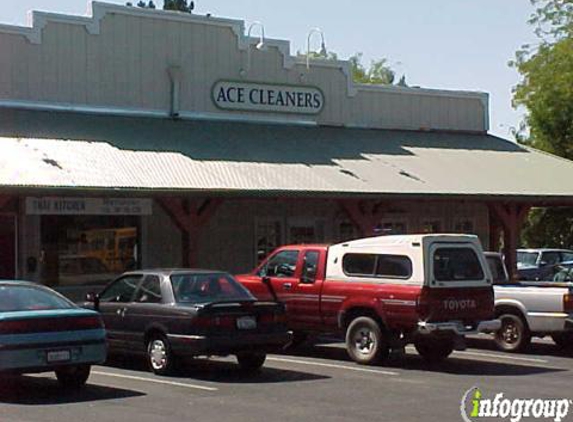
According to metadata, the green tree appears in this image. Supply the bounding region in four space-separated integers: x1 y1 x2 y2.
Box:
163 0 194 12
513 0 573 248
302 51 404 86
349 53 395 85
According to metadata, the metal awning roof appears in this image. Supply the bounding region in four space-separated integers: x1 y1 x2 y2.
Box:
0 111 572 201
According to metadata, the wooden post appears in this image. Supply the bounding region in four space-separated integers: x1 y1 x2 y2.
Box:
338 199 384 237
0 195 12 211
157 197 222 267
490 203 531 281
488 209 503 252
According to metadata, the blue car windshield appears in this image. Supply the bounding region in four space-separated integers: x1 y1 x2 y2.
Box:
0 285 75 312
171 273 254 304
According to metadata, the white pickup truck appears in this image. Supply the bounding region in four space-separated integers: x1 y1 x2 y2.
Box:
485 252 573 352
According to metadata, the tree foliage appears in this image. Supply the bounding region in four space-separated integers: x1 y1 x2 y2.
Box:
163 0 194 12
302 51 405 86
349 53 396 85
514 0 573 248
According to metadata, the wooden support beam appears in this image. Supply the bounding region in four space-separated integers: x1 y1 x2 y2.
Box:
157 198 222 267
489 203 531 281
0 195 12 211
338 199 385 237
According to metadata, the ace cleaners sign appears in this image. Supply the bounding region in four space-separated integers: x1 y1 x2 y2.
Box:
213 81 324 115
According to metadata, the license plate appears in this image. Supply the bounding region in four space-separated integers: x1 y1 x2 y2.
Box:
46 350 71 363
236 316 257 330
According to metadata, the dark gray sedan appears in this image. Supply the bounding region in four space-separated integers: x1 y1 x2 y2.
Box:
85 269 291 375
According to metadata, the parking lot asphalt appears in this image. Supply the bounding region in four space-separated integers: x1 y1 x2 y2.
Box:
1 337 572 422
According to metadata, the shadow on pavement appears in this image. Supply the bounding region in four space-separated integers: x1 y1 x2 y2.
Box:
0 374 145 405
105 354 330 384
284 342 568 377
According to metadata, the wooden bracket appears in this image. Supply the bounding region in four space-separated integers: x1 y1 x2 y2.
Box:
157 197 223 266
339 199 385 236
489 203 531 281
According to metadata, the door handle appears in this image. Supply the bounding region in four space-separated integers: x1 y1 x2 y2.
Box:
116 308 127 317
283 283 292 290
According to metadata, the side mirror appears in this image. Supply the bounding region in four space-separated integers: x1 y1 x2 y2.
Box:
261 276 279 303
85 292 100 311
539 261 548 267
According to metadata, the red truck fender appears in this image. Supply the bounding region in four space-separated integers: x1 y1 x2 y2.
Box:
337 296 388 331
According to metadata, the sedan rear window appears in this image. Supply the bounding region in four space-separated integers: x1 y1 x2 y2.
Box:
0 285 75 312
171 273 254 304
433 248 484 281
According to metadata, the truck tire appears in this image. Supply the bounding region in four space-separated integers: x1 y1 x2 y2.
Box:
552 333 573 349
414 338 454 364
494 313 531 352
345 316 389 365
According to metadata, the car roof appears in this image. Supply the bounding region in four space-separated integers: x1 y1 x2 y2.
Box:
277 244 329 250
120 268 232 277
0 279 43 287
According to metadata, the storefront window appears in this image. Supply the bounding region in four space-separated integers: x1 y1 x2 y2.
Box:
255 220 282 265
453 219 475 234
337 221 359 242
422 221 442 233
40 215 139 287
288 220 325 244
375 221 407 236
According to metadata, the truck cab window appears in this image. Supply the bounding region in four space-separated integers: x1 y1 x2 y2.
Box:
260 250 299 278
301 251 320 282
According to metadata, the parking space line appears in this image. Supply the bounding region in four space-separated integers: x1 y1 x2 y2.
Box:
268 357 399 376
91 371 218 391
453 350 549 363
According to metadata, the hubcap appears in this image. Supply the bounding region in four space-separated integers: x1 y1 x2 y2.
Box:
353 327 376 355
149 339 167 370
501 321 519 344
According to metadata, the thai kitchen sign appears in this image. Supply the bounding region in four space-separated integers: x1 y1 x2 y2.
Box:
212 81 324 114
26 197 153 215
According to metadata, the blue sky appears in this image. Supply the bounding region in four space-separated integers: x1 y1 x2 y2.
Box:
1 0 537 138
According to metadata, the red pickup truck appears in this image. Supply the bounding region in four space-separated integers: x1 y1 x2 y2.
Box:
236 234 500 365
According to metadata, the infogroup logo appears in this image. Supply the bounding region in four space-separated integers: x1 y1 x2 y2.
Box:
460 387 572 422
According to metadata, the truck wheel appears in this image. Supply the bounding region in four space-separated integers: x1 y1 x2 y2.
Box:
552 333 573 349
345 316 389 365
147 334 176 375
236 352 266 372
414 338 454 364
494 314 531 352
55 365 91 389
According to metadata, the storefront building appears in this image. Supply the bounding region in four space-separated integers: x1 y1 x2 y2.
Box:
1 2 573 296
